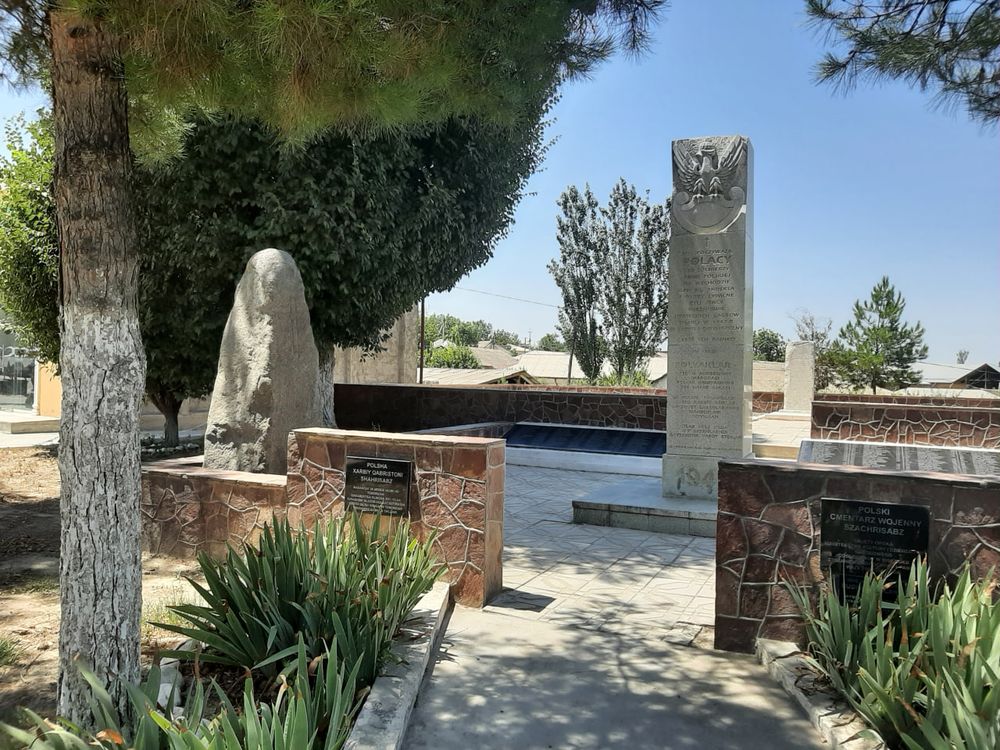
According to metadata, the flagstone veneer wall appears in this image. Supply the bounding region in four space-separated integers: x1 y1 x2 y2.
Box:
335 383 668 432
141 461 288 559
141 429 504 607
714 458 1000 653
812 400 1000 448
752 391 784 414
286 429 503 607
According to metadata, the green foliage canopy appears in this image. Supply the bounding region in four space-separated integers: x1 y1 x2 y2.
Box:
753 328 787 362
537 332 567 352
0 106 549 418
425 343 480 369
807 0 1000 123
0 113 58 364
2 1 663 156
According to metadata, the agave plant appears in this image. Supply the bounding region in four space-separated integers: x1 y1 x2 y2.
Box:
790 559 1000 749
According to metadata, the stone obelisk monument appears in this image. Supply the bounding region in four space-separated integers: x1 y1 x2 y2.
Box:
663 135 753 500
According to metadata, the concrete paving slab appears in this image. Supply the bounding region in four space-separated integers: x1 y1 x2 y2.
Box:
405 607 824 750
404 466 825 749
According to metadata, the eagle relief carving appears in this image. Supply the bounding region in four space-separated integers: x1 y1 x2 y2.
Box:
671 136 747 235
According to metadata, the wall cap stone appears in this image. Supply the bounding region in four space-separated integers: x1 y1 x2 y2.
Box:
293 427 504 448
346 581 452 750
720 457 1000 489
756 639 886 750
142 458 287 487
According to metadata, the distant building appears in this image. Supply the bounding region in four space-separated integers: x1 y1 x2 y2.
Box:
914 362 1000 390
421 366 537 385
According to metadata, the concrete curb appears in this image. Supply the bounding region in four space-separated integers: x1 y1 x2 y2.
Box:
346 581 453 750
756 639 886 750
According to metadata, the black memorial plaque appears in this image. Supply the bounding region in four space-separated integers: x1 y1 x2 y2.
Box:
820 498 929 599
344 456 411 516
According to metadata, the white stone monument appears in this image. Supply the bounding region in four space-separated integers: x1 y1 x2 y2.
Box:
783 341 816 413
663 135 753 501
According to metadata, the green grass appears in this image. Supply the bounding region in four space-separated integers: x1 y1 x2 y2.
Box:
0 573 59 596
0 636 21 668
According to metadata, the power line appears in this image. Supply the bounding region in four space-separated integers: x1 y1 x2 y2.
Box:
453 286 560 309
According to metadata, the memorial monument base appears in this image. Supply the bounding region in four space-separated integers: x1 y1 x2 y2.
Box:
662 453 747 501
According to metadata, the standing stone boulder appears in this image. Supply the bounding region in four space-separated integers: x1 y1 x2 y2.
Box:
204 249 323 474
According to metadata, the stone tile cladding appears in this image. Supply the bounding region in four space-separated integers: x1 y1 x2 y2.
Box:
286 429 503 608
812 401 1000 448
336 384 790 433
715 458 1000 653
141 461 287 559
815 394 999 408
752 391 784 414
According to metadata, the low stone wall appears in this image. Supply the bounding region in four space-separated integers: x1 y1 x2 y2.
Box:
752 391 784 414
415 421 514 439
335 383 667 431
286 429 503 607
815 393 999 408
140 429 504 608
141 461 288 559
714 458 1000 653
335 383 794 433
812 400 1000 448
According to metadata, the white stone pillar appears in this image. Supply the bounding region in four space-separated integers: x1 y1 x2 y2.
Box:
783 341 815 413
663 135 753 501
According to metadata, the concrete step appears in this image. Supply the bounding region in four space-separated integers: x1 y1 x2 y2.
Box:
572 475 717 537
0 412 60 434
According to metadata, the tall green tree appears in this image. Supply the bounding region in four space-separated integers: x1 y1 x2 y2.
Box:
835 276 928 393
807 0 1000 123
0 0 663 721
537 332 567 352
549 181 669 382
0 107 551 444
549 185 605 382
753 328 787 362
597 180 670 380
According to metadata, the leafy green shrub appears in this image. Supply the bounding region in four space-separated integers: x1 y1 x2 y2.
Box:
595 369 651 387
425 344 480 369
790 559 1000 749
158 515 441 689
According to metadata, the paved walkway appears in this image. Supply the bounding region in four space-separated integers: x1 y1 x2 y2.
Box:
405 466 823 749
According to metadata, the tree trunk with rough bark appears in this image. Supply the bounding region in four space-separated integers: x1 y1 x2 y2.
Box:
319 348 337 428
49 10 145 725
149 389 182 446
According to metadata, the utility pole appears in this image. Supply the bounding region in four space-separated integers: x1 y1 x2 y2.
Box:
419 298 425 384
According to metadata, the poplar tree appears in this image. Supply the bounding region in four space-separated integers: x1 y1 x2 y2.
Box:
597 180 669 380
550 185 605 382
0 0 662 722
550 180 669 383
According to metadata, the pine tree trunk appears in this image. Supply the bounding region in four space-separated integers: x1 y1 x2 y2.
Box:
49 10 145 725
319 348 337 427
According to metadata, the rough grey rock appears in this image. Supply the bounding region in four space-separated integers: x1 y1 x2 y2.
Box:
204 248 323 474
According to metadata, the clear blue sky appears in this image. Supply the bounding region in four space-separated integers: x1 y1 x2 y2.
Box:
426 0 1000 366
2 1 997 365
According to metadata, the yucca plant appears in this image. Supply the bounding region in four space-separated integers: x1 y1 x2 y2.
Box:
157 514 441 688
791 559 1000 749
